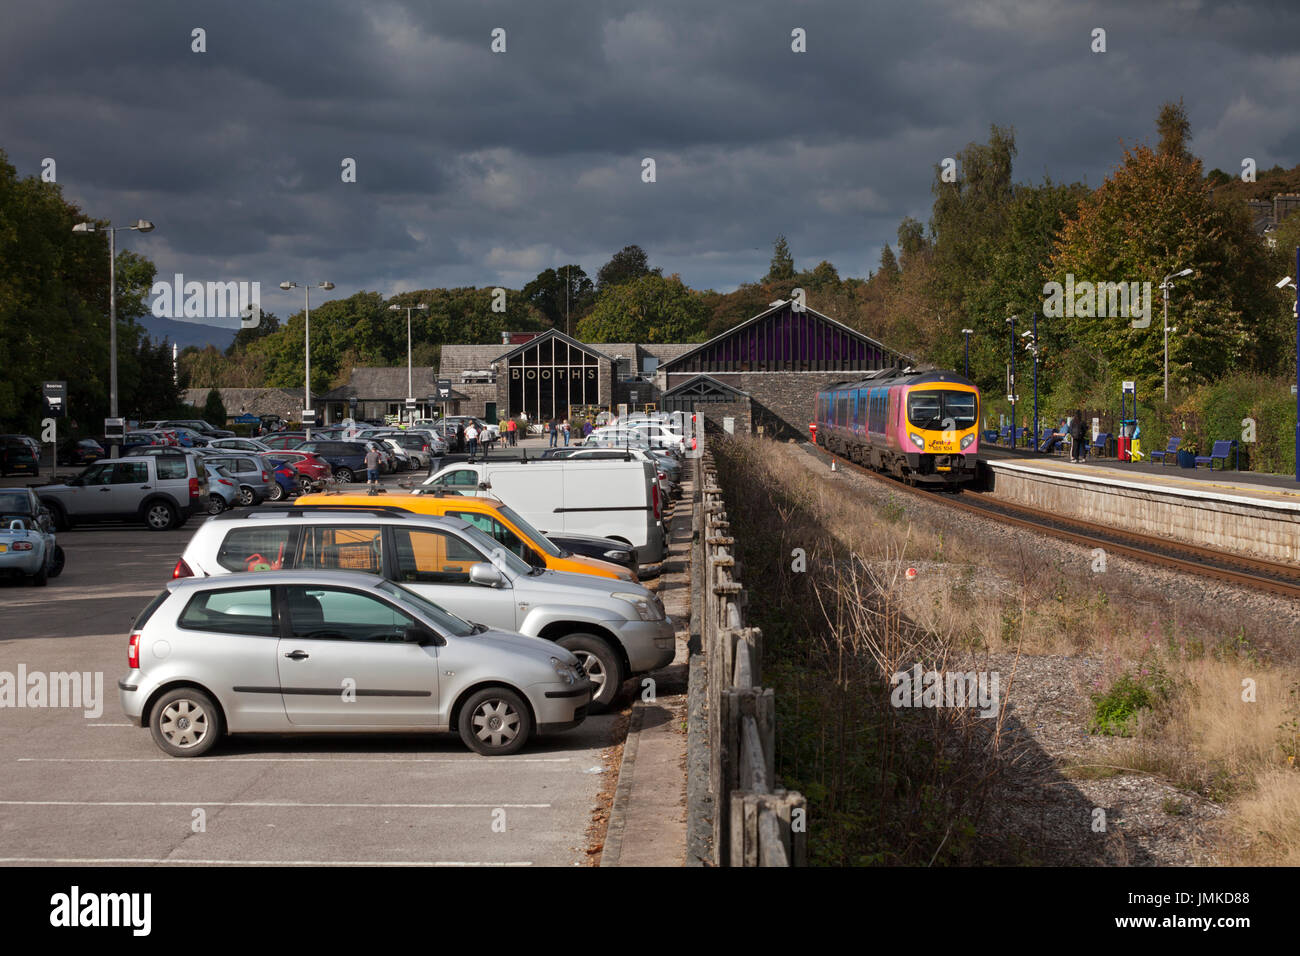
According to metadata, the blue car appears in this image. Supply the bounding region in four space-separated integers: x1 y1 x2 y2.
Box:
293 440 370 484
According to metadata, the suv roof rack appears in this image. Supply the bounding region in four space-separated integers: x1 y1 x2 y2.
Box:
216 504 419 520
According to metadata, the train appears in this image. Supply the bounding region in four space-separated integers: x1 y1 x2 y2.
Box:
812 369 981 486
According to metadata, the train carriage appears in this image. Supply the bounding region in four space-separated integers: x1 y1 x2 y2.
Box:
813 369 980 486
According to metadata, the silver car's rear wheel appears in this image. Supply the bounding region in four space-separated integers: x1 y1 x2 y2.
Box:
458 688 532 756
207 494 226 515
150 688 221 757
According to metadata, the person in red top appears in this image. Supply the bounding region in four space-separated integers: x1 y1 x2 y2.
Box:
506 417 518 446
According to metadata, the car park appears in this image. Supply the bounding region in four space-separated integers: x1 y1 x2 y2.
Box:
262 449 333 491
295 492 636 581
543 531 640 577
293 439 371 483
421 457 667 565
203 463 239 514
203 455 277 507
175 508 674 708
37 454 208 531
0 513 61 586
118 570 592 757
144 418 235 440
259 432 308 450
0 436 40 477
262 459 299 501
207 437 274 454
57 437 105 466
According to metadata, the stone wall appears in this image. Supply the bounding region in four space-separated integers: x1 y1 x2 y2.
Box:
665 371 856 439
986 462 1300 563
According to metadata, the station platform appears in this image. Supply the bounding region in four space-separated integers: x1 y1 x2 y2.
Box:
976 454 1300 564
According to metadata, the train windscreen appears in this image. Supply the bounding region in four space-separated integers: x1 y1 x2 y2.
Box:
907 390 977 430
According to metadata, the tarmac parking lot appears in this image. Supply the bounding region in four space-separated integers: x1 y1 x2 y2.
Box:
0 516 621 866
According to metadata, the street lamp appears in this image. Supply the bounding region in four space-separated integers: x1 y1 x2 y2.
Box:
1006 315 1018 445
1279 265 1299 482
1159 267 1194 401
280 280 335 437
961 329 973 379
1022 320 1041 451
389 302 429 420
72 218 155 458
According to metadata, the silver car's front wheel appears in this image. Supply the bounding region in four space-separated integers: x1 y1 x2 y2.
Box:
150 688 221 757
458 688 532 756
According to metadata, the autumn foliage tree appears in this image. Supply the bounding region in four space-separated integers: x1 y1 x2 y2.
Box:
1049 143 1278 396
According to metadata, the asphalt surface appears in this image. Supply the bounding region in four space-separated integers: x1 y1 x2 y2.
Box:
0 474 619 867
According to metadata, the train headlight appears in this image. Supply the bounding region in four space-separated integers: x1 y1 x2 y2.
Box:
960 433 975 450
909 433 925 449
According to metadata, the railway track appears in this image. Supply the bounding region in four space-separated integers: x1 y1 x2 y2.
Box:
811 444 1300 600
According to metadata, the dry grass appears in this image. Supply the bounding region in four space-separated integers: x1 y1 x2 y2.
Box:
720 433 1300 865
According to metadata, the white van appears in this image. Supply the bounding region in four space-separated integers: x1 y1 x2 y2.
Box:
420 459 666 564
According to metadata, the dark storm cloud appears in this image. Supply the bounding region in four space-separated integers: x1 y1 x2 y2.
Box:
1 0 1296 314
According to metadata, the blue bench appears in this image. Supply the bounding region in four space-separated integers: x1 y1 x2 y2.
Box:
1149 436 1180 465
1195 439 1236 470
983 429 1000 444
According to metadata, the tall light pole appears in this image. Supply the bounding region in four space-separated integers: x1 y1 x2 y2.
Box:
961 329 973 379
1006 315 1017 445
389 301 428 420
1278 263 1300 482
280 281 335 438
72 218 155 457
1160 267 1194 401
1022 319 1040 451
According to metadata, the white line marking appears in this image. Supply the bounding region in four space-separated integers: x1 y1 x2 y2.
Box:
17 756 573 763
86 723 132 727
0 857 532 866
0 800 550 809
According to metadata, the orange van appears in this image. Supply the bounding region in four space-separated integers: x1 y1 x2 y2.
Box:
293 491 636 581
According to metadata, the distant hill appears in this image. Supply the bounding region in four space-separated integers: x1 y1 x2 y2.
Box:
1207 162 1300 202
137 315 237 351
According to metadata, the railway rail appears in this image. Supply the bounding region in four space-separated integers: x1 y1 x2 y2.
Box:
810 444 1300 600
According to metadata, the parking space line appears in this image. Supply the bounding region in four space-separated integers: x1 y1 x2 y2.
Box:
0 857 532 866
18 756 573 763
86 723 133 727
0 800 551 808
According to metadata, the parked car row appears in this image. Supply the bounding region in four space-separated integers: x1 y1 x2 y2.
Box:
115 417 689 759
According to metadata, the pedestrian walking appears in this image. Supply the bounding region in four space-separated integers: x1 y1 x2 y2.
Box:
465 422 479 457
562 419 570 446
548 419 558 448
1067 410 1086 463
364 444 382 488
583 420 593 437
507 417 518 446
455 423 465 453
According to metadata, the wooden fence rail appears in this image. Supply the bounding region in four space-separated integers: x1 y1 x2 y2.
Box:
690 428 807 866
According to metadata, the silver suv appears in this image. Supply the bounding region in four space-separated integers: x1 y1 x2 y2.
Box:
38 454 208 531
175 508 675 709
118 570 591 757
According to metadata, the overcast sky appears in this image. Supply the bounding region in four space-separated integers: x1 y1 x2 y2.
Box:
3 0 1297 329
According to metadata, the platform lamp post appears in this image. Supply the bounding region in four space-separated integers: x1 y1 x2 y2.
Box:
1022 317 1040 452
389 302 428 421
1160 267 1194 401
961 328 973 379
1277 259 1300 481
1006 315 1018 445
72 218 155 458
280 281 335 439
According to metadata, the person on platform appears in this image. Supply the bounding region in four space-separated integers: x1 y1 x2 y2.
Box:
1067 411 1086 463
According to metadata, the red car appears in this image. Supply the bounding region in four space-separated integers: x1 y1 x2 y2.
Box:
258 450 332 491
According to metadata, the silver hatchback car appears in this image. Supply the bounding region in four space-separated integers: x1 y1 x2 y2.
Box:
118 570 592 757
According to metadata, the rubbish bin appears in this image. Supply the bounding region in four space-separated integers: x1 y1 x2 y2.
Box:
1118 435 1131 461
